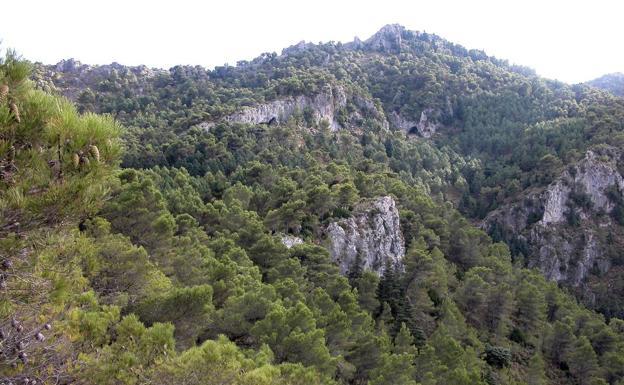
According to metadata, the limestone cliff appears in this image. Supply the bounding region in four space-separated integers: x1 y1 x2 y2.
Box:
325 196 405 275
390 109 439 138
212 85 389 133
484 147 624 286
219 86 347 130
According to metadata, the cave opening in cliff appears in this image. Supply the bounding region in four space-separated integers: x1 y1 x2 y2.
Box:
267 117 277 125
408 126 419 135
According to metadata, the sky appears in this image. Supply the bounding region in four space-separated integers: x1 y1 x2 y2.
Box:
1 0 623 84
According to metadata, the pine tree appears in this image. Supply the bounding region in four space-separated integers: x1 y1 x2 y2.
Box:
393 322 417 355
526 352 547 385
567 336 600 385
0 51 121 382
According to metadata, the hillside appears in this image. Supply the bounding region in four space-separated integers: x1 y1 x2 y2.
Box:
33 25 624 317
588 73 624 96
2 24 624 385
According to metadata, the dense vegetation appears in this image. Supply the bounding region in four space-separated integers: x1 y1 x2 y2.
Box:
34 26 624 318
589 73 624 97
34 28 624 220
3 24 624 385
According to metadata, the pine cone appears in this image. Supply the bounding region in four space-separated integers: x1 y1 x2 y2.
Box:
89 145 100 162
0 84 8 102
9 102 20 123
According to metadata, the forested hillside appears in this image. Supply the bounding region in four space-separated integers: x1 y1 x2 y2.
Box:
33 25 624 317
589 73 624 97
2 24 624 385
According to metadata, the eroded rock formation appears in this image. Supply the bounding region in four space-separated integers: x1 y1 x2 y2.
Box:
484 147 624 285
390 109 439 138
326 196 405 275
221 87 347 130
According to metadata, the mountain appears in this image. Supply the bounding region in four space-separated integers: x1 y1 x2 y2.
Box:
33 24 624 316
3 25 624 384
588 73 624 96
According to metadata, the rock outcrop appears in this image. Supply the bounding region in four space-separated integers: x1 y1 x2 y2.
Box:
280 234 304 249
281 40 313 56
390 109 439 138
38 59 165 101
212 87 388 133
220 86 347 131
363 24 405 54
541 150 624 225
484 147 624 285
326 196 405 275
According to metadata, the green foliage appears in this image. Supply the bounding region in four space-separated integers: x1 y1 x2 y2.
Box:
484 345 511 368
0 50 122 382
76 314 175 385
6 26 624 385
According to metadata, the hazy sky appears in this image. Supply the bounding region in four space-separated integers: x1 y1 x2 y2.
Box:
2 0 623 83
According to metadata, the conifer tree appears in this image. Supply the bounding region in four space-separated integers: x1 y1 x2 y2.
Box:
0 50 121 382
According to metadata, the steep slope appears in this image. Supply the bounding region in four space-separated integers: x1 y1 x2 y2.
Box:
484 145 624 316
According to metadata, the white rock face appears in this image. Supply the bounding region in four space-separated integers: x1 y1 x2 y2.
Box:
220 87 347 131
416 110 439 138
280 235 304 249
390 109 438 138
540 150 624 225
530 227 607 286
485 147 622 286
390 112 417 134
326 196 405 275
576 233 599 286
540 183 571 225
364 24 405 53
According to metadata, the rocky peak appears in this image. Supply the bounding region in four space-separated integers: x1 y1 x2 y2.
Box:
326 196 405 275
350 36 364 50
364 24 406 54
282 40 312 56
55 58 83 73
